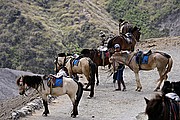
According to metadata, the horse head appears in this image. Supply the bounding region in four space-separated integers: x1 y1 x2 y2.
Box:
16 75 44 96
16 76 27 95
145 94 165 120
145 94 180 120
54 53 67 73
131 26 141 42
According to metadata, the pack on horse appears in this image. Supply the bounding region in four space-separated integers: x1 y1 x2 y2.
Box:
107 26 141 53
109 50 173 91
145 93 180 120
162 81 180 97
81 48 110 86
16 71 83 118
54 53 96 98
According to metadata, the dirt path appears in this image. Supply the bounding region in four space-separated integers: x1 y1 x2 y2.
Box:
19 37 180 120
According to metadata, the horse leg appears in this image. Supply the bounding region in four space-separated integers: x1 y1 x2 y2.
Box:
42 97 49 116
134 72 142 91
89 79 95 98
70 82 83 118
154 69 166 91
89 63 96 98
96 66 99 86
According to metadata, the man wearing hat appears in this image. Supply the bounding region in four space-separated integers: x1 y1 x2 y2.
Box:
113 44 126 91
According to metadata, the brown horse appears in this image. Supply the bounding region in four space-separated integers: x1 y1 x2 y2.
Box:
81 49 111 85
109 50 173 91
107 26 140 53
54 53 96 98
145 94 180 120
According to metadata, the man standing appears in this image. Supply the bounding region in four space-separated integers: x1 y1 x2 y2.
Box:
113 44 126 91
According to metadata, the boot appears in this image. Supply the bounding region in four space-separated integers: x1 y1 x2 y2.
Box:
121 80 126 91
115 80 121 91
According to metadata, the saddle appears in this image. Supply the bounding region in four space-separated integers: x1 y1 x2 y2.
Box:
47 75 63 88
136 50 152 65
71 57 82 66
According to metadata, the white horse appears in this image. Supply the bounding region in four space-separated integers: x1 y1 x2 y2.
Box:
16 69 83 118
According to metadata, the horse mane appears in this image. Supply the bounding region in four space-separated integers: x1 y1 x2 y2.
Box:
107 36 119 49
81 49 90 55
21 75 43 89
58 53 66 57
154 51 171 58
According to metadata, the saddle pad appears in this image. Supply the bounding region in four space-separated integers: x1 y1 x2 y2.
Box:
73 60 79 66
47 76 63 88
54 78 63 87
142 55 149 64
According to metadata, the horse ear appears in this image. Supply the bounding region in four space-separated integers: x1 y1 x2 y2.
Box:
138 27 141 31
144 97 149 104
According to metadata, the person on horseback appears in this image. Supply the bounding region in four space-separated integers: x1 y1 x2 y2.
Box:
113 44 126 91
99 30 106 46
119 19 133 35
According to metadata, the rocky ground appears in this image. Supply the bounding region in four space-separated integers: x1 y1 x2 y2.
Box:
0 36 180 120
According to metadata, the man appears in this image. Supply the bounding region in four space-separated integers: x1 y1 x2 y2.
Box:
113 44 126 91
119 19 133 35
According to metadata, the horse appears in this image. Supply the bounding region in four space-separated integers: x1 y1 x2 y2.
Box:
144 94 180 120
107 26 141 52
16 71 83 118
162 81 180 97
119 19 141 41
81 48 111 85
109 50 173 91
54 53 96 98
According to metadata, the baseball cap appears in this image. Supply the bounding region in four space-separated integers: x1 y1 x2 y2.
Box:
114 44 120 49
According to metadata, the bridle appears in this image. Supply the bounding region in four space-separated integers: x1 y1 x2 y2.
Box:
18 76 30 96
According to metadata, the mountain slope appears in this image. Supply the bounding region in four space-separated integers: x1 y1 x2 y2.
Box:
0 0 179 74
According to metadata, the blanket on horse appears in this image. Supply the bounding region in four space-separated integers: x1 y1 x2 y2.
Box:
47 75 63 88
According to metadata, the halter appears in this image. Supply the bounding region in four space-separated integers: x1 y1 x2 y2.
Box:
18 76 45 96
55 56 67 73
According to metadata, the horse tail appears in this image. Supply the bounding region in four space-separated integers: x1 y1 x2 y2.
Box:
76 82 83 105
160 57 173 81
88 58 96 97
89 59 96 83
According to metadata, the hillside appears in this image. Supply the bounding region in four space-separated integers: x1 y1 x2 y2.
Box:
0 36 179 120
0 0 179 74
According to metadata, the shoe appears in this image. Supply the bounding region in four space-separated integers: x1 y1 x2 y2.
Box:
115 89 121 91
122 88 126 91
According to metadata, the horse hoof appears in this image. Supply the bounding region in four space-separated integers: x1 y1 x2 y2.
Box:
42 113 48 117
87 96 93 99
137 89 141 92
71 114 76 118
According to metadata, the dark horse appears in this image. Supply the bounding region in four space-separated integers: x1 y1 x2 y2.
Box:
81 48 111 85
162 81 180 97
16 74 83 118
107 26 141 52
145 94 180 120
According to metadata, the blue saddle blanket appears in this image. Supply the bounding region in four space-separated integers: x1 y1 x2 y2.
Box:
141 55 149 64
47 76 63 88
73 60 79 66
54 77 63 87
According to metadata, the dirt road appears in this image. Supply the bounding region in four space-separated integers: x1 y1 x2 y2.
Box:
18 37 180 120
